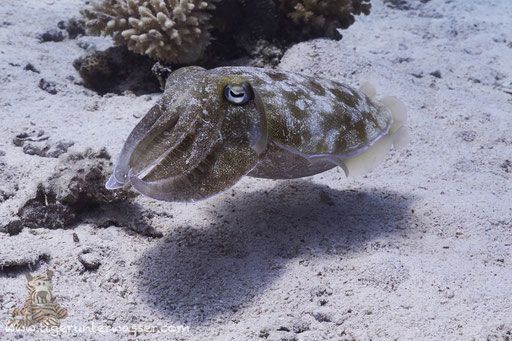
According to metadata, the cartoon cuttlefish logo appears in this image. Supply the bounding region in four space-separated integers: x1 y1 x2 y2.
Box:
6 270 68 330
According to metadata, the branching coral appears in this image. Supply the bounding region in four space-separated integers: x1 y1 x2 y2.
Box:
81 0 218 64
79 0 371 69
278 0 371 39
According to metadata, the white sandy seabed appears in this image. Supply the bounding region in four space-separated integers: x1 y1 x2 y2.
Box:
0 0 511 340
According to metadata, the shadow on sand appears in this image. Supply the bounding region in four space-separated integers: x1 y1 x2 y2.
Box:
136 180 415 325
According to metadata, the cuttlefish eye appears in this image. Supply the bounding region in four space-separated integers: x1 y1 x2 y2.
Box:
224 82 254 105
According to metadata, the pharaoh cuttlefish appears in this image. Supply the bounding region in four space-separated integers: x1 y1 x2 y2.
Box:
106 66 408 202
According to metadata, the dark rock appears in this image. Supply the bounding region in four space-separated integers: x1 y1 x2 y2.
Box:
38 28 64 42
384 0 411 10
12 130 49 146
77 40 96 51
0 188 16 202
501 160 511 173
394 57 413 64
312 312 331 322
57 20 67 29
73 233 80 243
23 143 48 157
79 249 101 270
94 147 111 160
66 18 86 39
151 62 173 90
20 202 76 229
5 220 23 235
0 150 5 156
258 329 270 338
18 184 77 229
24 63 40 73
208 0 279 61
248 40 284 68
430 70 442 78
38 78 58 95
73 47 160 95
19 139 73 158
385 0 430 10
46 141 75 158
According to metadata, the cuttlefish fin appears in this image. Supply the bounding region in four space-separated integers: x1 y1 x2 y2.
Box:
379 96 407 134
340 134 394 176
340 92 408 176
309 87 408 177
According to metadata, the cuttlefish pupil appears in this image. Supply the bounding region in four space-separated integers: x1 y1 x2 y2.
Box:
106 66 408 202
224 83 254 105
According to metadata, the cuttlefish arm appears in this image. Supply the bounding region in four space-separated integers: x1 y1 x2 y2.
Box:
107 68 268 202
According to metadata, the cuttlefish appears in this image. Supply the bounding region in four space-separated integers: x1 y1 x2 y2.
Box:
106 66 408 202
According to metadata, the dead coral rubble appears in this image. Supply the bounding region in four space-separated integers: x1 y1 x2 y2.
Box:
17 149 127 230
38 28 64 42
16 148 162 238
38 78 58 95
13 129 74 158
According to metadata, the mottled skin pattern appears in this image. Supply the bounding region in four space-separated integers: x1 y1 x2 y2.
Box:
106 66 394 202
